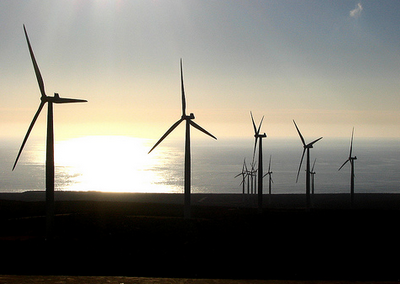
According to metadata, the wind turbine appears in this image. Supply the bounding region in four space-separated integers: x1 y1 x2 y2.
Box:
310 158 316 194
251 112 267 213
245 162 251 195
263 155 273 206
249 159 257 194
13 25 87 239
148 59 217 219
263 155 273 195
235 159 248 195
338 127 357 207
293 120 322 210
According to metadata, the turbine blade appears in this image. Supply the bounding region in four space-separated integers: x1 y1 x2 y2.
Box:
311 158 317 172
338 159 350 171
268 155 272 172
23 25 46 98
349 127 354 157
148 118 184 154
250 111 257 134
251 159 257 170
296 148 306 183
252 136 258 163
189 120 217 140
13 101 46 170
54 98 88 104
293 120 306 146
234 173 241 178
180 59 186 116
308 137 323 147
257 116 264 135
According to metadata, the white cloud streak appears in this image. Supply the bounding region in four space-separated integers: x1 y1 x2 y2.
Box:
350 3 363 18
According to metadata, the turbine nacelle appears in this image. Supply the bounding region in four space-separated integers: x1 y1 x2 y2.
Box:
41 93 87 104
182 113 195 120
255 133 267 138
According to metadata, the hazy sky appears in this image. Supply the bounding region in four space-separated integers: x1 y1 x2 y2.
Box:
1 0 400 141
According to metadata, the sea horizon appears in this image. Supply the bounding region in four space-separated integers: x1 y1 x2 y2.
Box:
1 135 400 195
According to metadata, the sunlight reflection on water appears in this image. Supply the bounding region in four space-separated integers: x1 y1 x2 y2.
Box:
55 136 180 193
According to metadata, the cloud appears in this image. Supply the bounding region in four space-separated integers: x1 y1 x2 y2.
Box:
350 3 363 18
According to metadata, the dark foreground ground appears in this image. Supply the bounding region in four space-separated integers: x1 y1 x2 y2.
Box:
0 192 399 282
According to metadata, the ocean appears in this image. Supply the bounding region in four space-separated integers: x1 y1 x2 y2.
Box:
1 136 400 194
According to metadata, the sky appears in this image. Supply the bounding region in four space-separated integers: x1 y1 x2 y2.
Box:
1 0 400 142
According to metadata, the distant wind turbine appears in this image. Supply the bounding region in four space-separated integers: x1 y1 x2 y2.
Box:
263 155 273 195
251 112 267 213
263 155 273 206
310 158 316 194
148 59 217 219
338 127 357 207
13 25 87 239
293 120 322 210
249 160 257 195
245 162 251 195
235 159 248 195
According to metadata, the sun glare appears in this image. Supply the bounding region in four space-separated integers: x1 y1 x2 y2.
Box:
55 135 172 193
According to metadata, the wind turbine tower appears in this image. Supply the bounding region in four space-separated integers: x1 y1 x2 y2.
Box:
339 128 357 207
293 120 322 210
148 59 217 219
13 25 87 239
251 112 267 213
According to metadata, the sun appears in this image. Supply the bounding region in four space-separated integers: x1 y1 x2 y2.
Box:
54 135 172 193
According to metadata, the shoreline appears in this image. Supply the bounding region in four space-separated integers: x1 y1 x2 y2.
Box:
0 191 399 210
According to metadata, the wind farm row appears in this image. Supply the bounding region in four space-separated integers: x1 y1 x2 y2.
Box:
236 114 357 213
13 25 358 239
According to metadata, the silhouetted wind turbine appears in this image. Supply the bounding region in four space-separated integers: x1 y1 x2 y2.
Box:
310 158 316 194
293 120 322 210
338 127 357 207
148 59 217 219
235 158 247 195
263 155 273 195
249 160 257 194
13 25 87 239
263 155 273 206
251 112 267 213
